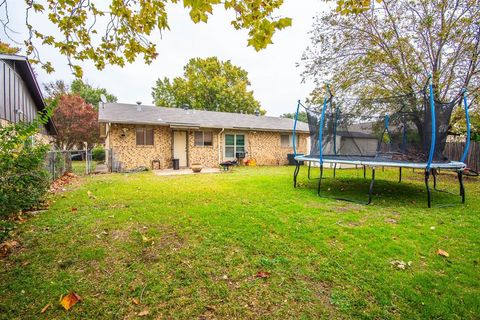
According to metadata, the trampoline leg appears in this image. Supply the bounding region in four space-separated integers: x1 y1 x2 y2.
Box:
367 168 375 205
398 167 402 183
307 162 311 179
317 164 324 195
431 169 438 190
425 170 431 208
458 170 465 204
363 165 366 179
333 163 337 179
293 161 300 188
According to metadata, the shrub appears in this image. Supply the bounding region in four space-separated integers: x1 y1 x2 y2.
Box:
0 122 50 219
92 146 105 162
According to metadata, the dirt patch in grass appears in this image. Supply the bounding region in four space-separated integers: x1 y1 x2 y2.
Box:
110 229 131 241
385 217 398 224
334 204 363 213
137 226 185 263
314 281 336 313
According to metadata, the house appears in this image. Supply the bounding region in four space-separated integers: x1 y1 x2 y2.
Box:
98 102 310 170
0 54 57 141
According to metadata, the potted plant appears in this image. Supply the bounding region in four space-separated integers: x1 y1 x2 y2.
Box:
191 163 203 173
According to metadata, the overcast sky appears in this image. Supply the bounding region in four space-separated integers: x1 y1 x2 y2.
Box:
2 1 330 116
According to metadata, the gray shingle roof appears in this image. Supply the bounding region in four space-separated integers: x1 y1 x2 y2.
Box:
98 103 309 132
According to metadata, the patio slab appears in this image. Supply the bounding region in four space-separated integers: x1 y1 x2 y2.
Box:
153 167 222 176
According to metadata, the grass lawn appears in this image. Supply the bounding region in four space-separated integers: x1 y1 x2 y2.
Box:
71 160 98 176
1 166 479 319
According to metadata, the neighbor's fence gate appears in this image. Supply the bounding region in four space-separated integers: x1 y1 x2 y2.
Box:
45 148 114 180
444 141 480 172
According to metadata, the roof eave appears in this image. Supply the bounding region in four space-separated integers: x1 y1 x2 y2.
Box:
99 119 309 133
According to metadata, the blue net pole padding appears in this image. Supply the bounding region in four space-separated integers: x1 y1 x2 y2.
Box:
292 100 301 157
333 107 339 156
461 89 471 163
318 85 331 165
426 76 436 171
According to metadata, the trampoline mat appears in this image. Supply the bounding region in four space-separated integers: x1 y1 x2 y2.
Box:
295 154 465 170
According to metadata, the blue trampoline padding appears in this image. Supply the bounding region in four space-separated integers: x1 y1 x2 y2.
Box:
295 155 465 170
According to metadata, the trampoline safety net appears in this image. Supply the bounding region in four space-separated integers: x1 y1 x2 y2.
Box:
300 87 467 166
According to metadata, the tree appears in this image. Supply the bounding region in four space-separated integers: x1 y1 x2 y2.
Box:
43 79 117 109
43 80 69 99
152 57 264 114
70 79 117 107
52 95 99 150
281 112 308 123
302 0 480 104
0 1 377 77
0 41 20 54
0 0 295 77
450 104 480 140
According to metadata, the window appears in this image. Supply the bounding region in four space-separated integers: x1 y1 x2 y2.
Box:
280 134 298 148
99 123 107 138
194 131 213 146
136 127 154 146
225 134 245 158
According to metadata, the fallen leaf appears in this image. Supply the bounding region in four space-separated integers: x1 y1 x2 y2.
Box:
0 240 20 257
437 249 449 257
255 271 271 279
41 303 51 314
138 309 149 317
132 298 140 305
60 292 82 310
71 208 78 212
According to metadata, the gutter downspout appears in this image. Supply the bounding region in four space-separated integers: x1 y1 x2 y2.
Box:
218 128 225 163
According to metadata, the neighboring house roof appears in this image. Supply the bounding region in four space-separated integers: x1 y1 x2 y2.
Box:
0 54 57 135
337 131 378 139
337 122 378 139
99 102 310 133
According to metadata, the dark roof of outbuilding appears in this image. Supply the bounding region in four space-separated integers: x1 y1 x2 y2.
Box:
0 54 57 135
99 102 310 133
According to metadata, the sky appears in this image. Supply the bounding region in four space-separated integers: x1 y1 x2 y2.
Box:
2 1 330 116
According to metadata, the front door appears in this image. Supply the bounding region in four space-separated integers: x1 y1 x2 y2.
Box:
173 131 187 167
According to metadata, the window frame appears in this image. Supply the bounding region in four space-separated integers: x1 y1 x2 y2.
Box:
280 134 298 148
135 126 154 146
194 130 213 147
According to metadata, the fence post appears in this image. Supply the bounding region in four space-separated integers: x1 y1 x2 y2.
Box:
110 148 113 173
52 151 56 180
84 142 88 175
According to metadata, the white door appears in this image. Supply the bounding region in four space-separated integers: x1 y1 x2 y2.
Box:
173 131 187 167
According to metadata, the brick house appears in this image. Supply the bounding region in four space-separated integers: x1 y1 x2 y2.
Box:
0 54 57 142
98 102 309 170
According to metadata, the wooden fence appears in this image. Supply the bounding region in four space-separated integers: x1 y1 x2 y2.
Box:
444 141 480 171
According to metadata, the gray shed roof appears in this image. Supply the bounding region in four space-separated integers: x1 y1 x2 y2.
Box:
99 102 309 133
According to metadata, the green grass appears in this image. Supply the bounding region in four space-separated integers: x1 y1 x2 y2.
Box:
1 166 479 319
71 160 97 176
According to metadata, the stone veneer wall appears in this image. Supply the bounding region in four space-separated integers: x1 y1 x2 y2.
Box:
1 118 53 145
0 118 9 128
246 131 308 165
187 129 221 167
107 123 172 170
107 123 309 170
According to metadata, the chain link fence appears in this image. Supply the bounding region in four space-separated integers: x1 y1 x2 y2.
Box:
45 148 114 180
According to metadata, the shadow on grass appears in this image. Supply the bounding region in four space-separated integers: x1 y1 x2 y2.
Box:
295 167 465 208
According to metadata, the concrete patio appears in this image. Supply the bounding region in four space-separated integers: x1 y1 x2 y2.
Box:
153 167 222 176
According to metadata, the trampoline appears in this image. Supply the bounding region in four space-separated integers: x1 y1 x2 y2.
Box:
292 77 473 207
